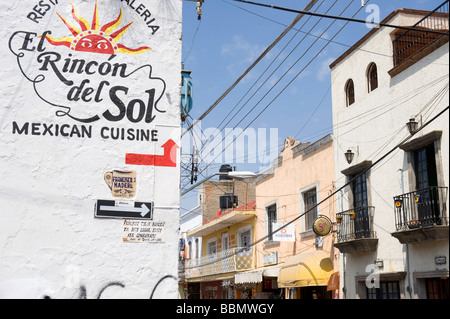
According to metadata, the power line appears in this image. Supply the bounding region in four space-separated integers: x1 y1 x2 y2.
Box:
194 0 365 178
192 0 336 164
183 104 449 270
268 105 449 241
181 0 328 187
211 0 328 134
182 0 448 190
183 19 202 63
181 0 321 137
182 73 447 182
182 83 449 264
233 0 450 35
223 0 450 66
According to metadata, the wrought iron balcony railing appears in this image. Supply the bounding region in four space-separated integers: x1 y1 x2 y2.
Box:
184 247 253 279
393 186 448 231
336 206 376 242
393 1 449 67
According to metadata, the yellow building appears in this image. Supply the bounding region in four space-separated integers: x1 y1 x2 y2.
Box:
185 201 257 299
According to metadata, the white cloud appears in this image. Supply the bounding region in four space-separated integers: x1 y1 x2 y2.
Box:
317 57 335 82
221 35 266 77
222 35 263 61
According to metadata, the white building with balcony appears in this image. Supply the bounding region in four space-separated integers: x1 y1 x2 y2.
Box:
330 7 449 299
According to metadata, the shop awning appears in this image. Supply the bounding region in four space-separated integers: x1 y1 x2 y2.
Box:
263 265 281 277
277 251 334 288
235 270 263 284
327 271 339 291
185 273 235 283
234 265 281 284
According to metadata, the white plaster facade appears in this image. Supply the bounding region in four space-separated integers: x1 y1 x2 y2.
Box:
330 9 449 299
178 204 202 298
180 205 203 262
0 0 182 299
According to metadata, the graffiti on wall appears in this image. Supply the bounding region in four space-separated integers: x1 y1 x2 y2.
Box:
42 275 177 299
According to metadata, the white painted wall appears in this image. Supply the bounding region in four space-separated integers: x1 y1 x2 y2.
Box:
330 12 449 298
180 205 203 262
0 0 182 299
180 206 202 234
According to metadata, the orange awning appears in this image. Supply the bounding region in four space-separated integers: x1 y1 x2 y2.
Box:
327 271 339 291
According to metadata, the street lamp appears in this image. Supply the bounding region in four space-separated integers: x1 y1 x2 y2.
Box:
406 118 419 134
345 149 355 164
181 171 257 196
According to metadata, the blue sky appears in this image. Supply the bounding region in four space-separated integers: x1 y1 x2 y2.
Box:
179 0 445 211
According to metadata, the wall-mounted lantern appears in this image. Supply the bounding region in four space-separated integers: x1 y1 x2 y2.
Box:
406 118 419 134
345 149 355 164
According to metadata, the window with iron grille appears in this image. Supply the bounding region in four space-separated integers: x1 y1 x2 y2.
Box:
367 281 400 299
304 188 318 231
240 230 251 250
238 225 252 256
267 204 277 241
345 79 355 106
367 63 378 92
207 239 216 259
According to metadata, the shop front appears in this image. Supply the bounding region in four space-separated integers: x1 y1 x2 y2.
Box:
278 251 334 299
201 280 224 299
234 266 283 299
188 273 236 299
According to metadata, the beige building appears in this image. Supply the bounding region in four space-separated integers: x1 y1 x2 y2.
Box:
236 134 338 299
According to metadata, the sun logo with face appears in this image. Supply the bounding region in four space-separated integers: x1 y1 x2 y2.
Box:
41 2 151 55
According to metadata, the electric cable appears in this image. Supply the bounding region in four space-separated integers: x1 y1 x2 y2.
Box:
183 104 449 270
194 0 366 178
195 0 336 160
183 19 202 63
233 0 450 35
181 0 321 137
223 0 450 66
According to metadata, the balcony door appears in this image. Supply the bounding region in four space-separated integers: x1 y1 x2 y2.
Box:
413 143 440 225
351 172 370 238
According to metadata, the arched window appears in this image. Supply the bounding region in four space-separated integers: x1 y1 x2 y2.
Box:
345 79 355 107
367 63 378 92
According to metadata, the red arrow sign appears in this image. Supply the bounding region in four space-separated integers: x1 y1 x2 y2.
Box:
125 139 179 167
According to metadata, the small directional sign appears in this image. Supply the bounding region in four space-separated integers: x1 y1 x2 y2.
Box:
95 200 153 220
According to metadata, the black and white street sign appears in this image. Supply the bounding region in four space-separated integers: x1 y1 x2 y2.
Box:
95 200 153 220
